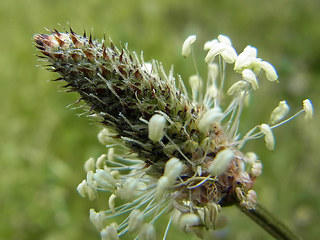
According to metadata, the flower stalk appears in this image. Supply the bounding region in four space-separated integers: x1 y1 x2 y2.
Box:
237 202 301 240
34 28 313 239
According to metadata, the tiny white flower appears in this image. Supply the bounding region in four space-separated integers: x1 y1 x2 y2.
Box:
246 190 257 205
234 45 258 72
148 114 166 143
101 224 119 240
227 80 248 95
94 169 117 188
208 149 235 176
139 223 156 240
204 203 220 229
107 148 115 162
97 128 117 145
303 99 313 120
77 180 89 198
259 124 275 151
220 46 238 64
84 157 96 172
86 171 98 199
205 42 226 63
87 186 97 201
90 209 106 230
164 157 184 183
269 100 290 124
245 152 258 165
128 209 144 233
108 194 116 213
242 69 259 90
204 35 237 64
155 176 170 200
182 35 196 58
179 213 201 231
258 61 278 82
251 162 262 177
122 177 140 200
204 39 219 51
86 171 95 186
205 43 237 64
96 154 107 169
198 107 223 133
235 187 245 201
217 34 232 46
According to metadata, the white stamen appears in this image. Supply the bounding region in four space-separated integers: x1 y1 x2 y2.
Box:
94 169 117 188
270 100 290 124
148 114 166 143
205 42 226 63
122 177 140 200
128 209 144 233
251 162 262 177
227 80 247 95
259 61 278 82
303 99 313 120
139 223 156 240
98 128 117 145
259 124 275 151
182 35 196 58
217 34 232 46
220 45 237 64
198 107 223 133
77 180 88 198
208 149 235 176
107 148 115 162
242 69 259 90
90 209 105 230
246 190 257 205
179 213 201 231
204 203 220 229
164 158 184 183
245 152 258 165
204 39 219 51
96 154 107 169
84 157 95 172
108 194 116 213
155 176 170 200
101 224 119 240
234 45 257 72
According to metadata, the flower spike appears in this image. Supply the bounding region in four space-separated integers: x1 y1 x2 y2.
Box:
34 29 312 240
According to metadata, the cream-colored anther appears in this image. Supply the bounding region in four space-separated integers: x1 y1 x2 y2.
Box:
270 100 289 124
208 149 235 176
198 107 223 133
182 35 196 58
259 124 275 151
148 114 166 142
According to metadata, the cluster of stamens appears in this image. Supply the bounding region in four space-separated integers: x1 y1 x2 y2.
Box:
34 29 313 240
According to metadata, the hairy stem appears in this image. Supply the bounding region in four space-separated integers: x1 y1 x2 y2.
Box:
236 202 301 240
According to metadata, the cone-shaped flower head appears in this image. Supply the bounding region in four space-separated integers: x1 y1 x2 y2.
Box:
34 29 312 240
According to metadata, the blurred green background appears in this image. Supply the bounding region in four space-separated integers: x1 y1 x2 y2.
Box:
1 0 319 239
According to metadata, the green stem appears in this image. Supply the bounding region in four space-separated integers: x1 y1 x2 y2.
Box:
236 202 301 240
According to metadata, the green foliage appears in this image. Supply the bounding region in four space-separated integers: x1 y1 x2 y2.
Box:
1 0 319 239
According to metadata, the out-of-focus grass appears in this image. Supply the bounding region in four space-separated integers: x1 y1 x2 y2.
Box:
1 0 319 239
